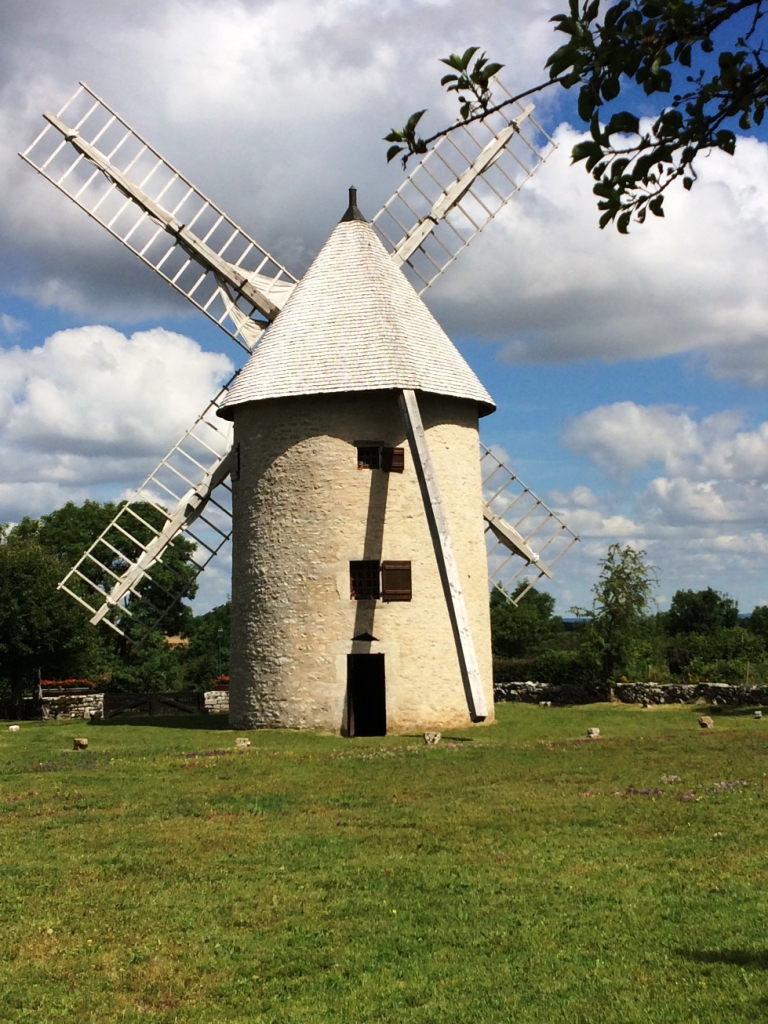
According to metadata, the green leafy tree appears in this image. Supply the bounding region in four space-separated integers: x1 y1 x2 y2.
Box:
490 583 562 658
386 2 768 229
0 540 98 709
747 603 768 643
574 543 657 683
182 602 231 690
11 500 198 639
666 586 739 635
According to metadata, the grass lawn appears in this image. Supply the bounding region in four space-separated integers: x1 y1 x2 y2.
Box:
1 702 767 1023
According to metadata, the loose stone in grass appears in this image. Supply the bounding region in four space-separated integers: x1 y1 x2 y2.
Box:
699 716 714 729
73 737 88 750
538 701 552 708
424 731 442 746
587 727 600 739
235 737 251 751
8 725 20 732
755 710 763 720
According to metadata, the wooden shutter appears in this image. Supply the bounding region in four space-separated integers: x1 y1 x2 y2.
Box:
381 447 404 473
381 561 412 602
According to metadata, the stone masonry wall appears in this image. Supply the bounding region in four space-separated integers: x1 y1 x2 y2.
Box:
230 391 494 734
22 690 229 719
203 690 229 714
495 680 768 706
39 692 104 720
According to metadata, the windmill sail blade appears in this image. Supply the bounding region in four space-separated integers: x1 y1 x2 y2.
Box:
480 443 579 603
20 82 298 352
374 80 555 294
59 385 236 639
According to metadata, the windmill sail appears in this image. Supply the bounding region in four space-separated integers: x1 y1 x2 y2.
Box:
20 82 297 352
58 386 235 637
372 80 555 293
480 443 578 603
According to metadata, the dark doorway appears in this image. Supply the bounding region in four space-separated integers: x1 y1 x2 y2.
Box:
347 654 386 736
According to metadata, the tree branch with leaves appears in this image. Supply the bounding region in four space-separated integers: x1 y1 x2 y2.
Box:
385 1 768 230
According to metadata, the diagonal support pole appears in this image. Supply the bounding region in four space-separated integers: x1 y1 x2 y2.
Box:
398 390 488 721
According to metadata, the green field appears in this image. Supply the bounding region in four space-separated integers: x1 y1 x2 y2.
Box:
1 703 767 1023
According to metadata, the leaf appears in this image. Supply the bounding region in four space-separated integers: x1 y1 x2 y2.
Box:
405 109 426 132
617 211 631 234
599 208 616 229
601 76 621 102
571 140 601 164
715 129 736 155
649 195 665 217
606 111 640 135
461 46 480 68
386 145 403 163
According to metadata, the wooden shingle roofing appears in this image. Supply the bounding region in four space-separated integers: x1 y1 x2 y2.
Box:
218 216 495 419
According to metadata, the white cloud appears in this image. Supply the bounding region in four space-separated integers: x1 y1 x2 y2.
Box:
547 400 768 612
562 402 703 475
0 325 232 520
1 0 565 320
1 313 24 335
429 127 768 386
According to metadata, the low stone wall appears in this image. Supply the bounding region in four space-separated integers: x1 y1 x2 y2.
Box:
494 680 606 705
40 692 104 720
494 680 768 706
23 689 230 720
203 690 229 714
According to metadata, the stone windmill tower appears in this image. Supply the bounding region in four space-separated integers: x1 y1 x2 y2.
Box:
219 189 496 732
20 82 578 735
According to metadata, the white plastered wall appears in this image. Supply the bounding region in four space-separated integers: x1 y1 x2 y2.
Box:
229 390 494 733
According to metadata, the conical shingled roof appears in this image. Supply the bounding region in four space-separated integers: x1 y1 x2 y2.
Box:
218 211 495 419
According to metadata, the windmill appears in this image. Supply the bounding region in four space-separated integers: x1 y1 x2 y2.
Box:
20 80 578 734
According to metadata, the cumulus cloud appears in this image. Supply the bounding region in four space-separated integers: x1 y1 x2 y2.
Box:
430 128 768 385
1 0 564 320
0 325 232 520
544 400 768 610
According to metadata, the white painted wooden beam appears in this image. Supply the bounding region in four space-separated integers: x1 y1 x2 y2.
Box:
42 110 287 324
398 389 488 721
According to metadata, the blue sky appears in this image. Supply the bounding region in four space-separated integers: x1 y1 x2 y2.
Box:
2 0 768 616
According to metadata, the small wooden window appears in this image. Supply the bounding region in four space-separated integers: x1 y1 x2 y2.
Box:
381 561 412 602
381 447 404 473
357 447 380 470
350 560 380 600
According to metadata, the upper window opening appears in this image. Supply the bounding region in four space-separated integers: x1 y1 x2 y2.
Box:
357 446 380 470
350 560 380 600
356 445 404 472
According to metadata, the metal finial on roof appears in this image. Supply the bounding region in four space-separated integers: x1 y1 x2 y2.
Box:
340 185 366 222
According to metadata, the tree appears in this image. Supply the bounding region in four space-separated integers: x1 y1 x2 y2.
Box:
11 500 199 639
490 583 562 658
747 603 768 643
386 2 768 230
666 586 739 634
573 543 657 682
182 601 231 690
0 539 98 709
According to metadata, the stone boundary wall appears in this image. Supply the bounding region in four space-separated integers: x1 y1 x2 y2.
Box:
40 692 104 720
494 680 768 706
203 691 230 714
23 690 230 720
